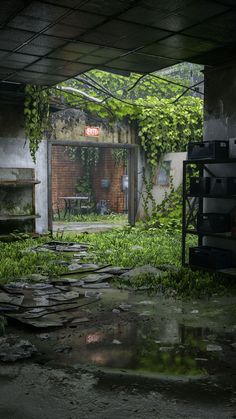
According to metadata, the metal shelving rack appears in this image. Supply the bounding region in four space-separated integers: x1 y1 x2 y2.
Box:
182 158 236 268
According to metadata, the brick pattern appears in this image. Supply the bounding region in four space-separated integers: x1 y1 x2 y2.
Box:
52 146 126 213
92 149 127 213
52 146 82 211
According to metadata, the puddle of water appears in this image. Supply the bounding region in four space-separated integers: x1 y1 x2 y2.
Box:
5 289 236 384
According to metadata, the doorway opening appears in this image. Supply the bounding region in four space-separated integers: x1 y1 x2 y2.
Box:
48 140 138 234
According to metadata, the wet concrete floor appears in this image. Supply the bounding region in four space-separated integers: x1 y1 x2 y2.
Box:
0 288 236 418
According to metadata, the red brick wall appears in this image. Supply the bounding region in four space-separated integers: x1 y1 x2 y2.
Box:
92 149 126 213
52 146 126 213
52 146 82 211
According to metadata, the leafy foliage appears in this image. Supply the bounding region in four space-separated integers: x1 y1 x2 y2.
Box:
24 85 50 162
65 146 100 198
137 96 203 166
24 68 203 165
144 185 183 231
111 148 128 166
53 70 203 167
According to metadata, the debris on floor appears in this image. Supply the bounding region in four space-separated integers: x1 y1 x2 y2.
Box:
0 335 37 361
119 265 164 279
0 282 101 328
0 241 163 329
33 241 92 253
0 241 131 329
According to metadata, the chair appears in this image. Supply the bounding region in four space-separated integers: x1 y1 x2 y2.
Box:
74 194 93 215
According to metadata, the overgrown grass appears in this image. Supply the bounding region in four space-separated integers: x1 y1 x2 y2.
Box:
113 268 233 299
61 228 235 298
0 226 187 284
0 226 235 298
0 238 68 284
69 226 187 267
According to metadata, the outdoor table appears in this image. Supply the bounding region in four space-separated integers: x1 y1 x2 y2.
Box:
59 196 89 218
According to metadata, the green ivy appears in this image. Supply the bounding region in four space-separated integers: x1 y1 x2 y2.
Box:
111 148 128 166
54 71 203 167
24 70 203 167
137 96 203 166
24 85 50 162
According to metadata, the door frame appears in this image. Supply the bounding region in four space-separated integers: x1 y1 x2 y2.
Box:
47 139 139 232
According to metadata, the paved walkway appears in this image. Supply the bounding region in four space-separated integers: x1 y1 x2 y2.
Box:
53 221 127 233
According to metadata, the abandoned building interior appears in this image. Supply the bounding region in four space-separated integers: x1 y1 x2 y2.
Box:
0 1 236 418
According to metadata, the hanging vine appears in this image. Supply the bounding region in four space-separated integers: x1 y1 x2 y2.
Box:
24 84 50 162
78 146 100 168
111 148 128 166
137 96 203 167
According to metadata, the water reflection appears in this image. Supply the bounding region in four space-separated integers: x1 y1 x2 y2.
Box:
48 321 224 378
8 290 236 382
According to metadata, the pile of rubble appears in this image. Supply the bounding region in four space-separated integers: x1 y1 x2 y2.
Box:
0 241 131 328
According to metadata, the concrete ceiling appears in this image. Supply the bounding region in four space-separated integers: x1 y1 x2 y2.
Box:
0 0 235 85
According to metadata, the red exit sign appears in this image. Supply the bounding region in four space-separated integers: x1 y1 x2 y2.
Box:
84 126 100 137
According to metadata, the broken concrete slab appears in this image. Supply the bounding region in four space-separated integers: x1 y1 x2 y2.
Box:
33 241 91 254
71 317 89 325
52 280 85 288
84 291 102 299
25 274 49 283
82 282 110 289
0 282 99 328
68 263 83 271
119 265 163 279
82 273 113 283
119 303 132 311
95 266 130 275
206 344 222 352
60 264 111 277
0 292 24 311
0 335 37 361
49 291 80 302
70 263 99 270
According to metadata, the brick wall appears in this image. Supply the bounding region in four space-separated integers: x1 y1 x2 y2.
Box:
52 146 127 213
52 146 82 211
92 149 127 213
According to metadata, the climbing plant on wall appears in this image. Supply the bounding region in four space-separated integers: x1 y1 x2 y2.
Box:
24 85 50 162
24 69 203 167
54 69 203 168
64 145 100 196
137 96 203 166
111 148 128 166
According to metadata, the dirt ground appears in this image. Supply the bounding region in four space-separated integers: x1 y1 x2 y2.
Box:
0 362 234 419
0 289 235 419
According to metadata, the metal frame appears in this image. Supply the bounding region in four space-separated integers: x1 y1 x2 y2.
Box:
47 139 139 233
0 1 235 85
182 158 236 267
